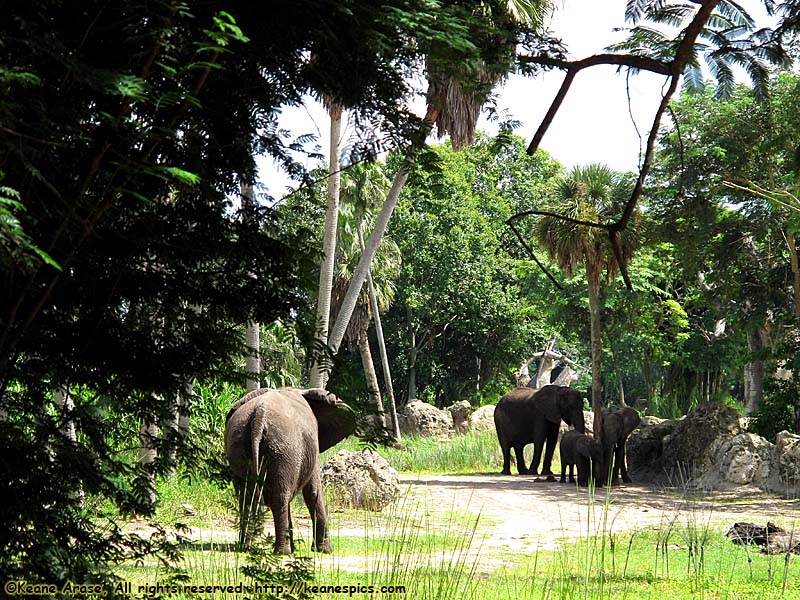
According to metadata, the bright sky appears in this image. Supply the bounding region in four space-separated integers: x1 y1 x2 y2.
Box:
257 0 772 198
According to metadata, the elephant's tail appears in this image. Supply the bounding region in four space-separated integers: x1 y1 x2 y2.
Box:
251 401 269 482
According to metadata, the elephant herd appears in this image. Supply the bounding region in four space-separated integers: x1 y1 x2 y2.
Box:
494 384 641 487
223 384 640 555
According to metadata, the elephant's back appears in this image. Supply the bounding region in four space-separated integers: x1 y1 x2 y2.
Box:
224 390 317 473
495 388 543 442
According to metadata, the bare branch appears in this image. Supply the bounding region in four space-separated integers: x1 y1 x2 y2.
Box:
505 215 563 290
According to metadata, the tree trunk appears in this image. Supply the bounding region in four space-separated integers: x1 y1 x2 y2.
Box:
245 321 260 392
327 106 440 368
137 406 159 515
357 329 385 423
408 326 418 402
534 338 556 387
162 392 179 476
358 222 401 441
787 230 800 319
587 264 603 445
177 380 192 437
310 102 343 388
614 364 625 407
54 386 84 505
240 178 261 391
744 327 767 415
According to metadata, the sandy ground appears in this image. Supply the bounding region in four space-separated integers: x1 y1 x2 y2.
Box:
143 474 800 561
395 474 800 553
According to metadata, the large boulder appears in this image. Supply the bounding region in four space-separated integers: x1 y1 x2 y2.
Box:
469 404 495 433
661 402 741 478
774 430 800 488
321 450 399 511
704 432 774 487
624 405 800 496
626 416 679 483
399 400 453 438
447 400 472 434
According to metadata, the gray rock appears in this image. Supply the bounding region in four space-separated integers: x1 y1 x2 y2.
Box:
469 404 496 433
399 400 452 438
774 430 800 487
661 402 741 477
709 432 773 486
626 416 679 483
321 449 399 511
447 400 472 434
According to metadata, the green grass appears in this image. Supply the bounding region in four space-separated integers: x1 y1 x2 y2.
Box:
110 432 798 599
120 489 800 600
322 429 561 476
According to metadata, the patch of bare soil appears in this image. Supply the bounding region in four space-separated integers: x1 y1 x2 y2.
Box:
129 474 800 566
398 474 800 553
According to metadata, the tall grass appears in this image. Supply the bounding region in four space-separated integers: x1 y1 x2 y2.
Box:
322 429 558 475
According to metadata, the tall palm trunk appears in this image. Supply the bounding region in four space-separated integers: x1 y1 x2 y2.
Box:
357 329 385 423
587 262 603 445
310 103 343 388
240 178 260 391
327 106 440 365
356 220 400 439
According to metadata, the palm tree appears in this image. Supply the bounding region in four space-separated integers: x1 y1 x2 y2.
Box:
326 0 551 369
610 0 787 99
309 101 344 388
535 164 640 442
330 167 401 429
240 179 261 391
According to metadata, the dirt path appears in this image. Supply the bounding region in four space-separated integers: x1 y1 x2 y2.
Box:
137 474 800 560
398 474 800 552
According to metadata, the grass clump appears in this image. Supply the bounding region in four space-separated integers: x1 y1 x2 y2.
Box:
323 429 559 475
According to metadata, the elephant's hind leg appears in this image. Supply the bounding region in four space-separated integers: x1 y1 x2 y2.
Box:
269 489 294 555
303 480 332 553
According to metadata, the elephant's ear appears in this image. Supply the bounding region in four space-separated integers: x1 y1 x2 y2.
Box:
225 387 270 424
534 385 563 425
298 388 357 452
621 407 642 435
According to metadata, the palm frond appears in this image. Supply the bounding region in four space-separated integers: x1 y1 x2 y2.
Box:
681 63 705 95
505 0 551 28
707 52 735 98
626 0 668 24
647 3 694 28
715 0 756 29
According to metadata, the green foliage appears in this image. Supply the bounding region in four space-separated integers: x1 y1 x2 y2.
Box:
384 134 559 405
751 376 800 441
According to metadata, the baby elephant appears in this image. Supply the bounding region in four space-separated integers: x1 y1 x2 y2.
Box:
559 430 603 487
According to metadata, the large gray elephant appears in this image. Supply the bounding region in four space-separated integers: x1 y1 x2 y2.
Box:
224 387 356 554
494 384 586 477
600 406 641 485
559 430 603 486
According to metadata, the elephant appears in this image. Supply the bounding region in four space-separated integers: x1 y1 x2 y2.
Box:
600 406 641 485
559 429 603 487
224 387 356 554
494 384 585 477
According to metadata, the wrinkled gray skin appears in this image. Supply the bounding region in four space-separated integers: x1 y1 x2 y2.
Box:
559 430 603 487
601 406 641 485
494 385 585 476
224 387 356 554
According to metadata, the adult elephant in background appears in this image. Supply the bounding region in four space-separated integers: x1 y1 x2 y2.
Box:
601 406 641 485
494 384 585 477
225 387 356 554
